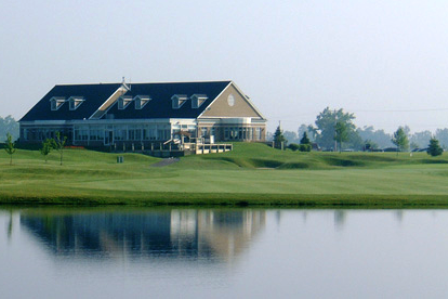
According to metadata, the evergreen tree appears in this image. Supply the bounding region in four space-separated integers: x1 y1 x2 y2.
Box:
427 137 443 157
273 125 287 149
300 132 310 145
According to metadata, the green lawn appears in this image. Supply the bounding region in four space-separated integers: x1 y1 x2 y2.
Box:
1 143 448 207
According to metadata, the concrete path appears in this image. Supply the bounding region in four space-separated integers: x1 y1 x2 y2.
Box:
150 158 180 167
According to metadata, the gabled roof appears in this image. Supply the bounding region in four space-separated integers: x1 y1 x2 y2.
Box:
21 81 232 121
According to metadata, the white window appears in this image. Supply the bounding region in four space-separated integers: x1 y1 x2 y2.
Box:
50 97 66 111
190 94 208 108
68 97 85 111
134 95 151 110
118 96 133 110
171 95 188 109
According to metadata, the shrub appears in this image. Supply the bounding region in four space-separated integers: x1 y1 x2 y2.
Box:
299 144 311 152
288 143 300 151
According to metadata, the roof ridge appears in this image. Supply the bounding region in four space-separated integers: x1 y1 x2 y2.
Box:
55 80 232 86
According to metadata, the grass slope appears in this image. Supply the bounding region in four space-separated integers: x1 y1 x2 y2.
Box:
1 143 448 207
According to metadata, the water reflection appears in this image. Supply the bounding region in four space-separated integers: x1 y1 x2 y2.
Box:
19 209 265 263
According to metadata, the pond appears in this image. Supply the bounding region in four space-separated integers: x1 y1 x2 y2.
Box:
1 208 448 298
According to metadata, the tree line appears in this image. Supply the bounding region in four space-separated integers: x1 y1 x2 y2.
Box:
270 107 446 155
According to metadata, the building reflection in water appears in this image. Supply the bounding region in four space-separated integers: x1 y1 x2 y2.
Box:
20 209 265 263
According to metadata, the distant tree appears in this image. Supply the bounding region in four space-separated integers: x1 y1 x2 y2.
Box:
334 121 349 153
273 125 287 150
314 107 356 150
4 133 16 166
427 137 443 157
40 139 53 163
357 126 393 149
410 130 432 149
52 132 67 165
298 124 316 142
0 116 19 142
300 132 310 145
410 142 420 151
435 128 448 149
283 131 299 144
364 139 378 151
391 127 409 155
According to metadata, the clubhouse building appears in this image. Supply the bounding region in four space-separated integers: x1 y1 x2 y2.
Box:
19 80 267 151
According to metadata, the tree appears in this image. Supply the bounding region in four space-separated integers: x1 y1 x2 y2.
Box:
334 121 349 153
4 133 16 165
283 131 299 144
391 127 409 155
298 124 316 142
300 132 310 145
273 125 287 150
427 137 443 157
435 128 448 149
357 126 393 149
0 116 19 142
40 139 53 163
314 107 356 151
409 130 432 149
364 139 378 151
52 132 67 165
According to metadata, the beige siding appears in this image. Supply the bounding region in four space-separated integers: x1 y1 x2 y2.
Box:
200 84 262 118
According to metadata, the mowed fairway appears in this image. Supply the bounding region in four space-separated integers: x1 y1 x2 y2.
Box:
1 143 448 207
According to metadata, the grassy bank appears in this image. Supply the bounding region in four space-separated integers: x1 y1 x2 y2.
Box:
1 143 448 207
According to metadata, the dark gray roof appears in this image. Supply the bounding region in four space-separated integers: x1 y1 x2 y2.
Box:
21 81 232 121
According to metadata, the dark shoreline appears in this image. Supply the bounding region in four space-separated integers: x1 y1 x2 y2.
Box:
2 193 448 208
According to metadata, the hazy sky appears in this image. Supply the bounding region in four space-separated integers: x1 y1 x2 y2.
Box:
2 0 448 133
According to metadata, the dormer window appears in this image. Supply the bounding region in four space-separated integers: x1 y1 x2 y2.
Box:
171 94 188 109
134 95 151 110
190 94 208 108
118 96 133 110
50 97 66 111
68 96 85 111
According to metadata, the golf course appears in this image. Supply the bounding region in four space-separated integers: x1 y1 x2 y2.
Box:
1 142 448 207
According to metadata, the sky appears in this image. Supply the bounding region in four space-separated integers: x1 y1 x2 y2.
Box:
2 0 448 134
